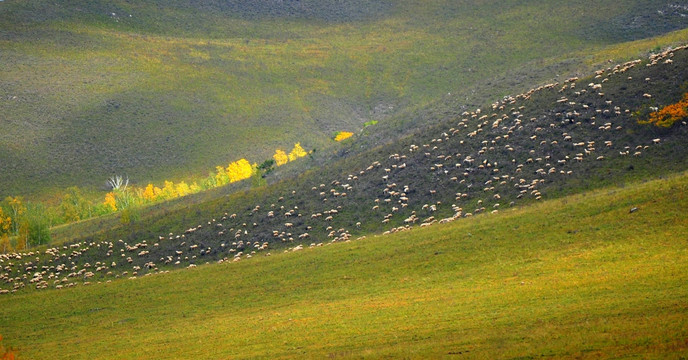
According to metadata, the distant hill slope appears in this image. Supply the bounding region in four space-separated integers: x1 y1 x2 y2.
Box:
2 0 688 196
1 43 687 294
1 163 686 358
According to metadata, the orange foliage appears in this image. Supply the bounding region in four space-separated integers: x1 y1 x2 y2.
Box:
0 334 17 360
642 92 688 128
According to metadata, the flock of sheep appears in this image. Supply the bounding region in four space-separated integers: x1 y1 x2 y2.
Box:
0 45 685 295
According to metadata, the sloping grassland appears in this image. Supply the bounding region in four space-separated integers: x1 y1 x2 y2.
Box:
0 170 686 359
2 0 688 196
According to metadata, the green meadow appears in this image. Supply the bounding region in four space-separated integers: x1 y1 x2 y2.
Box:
1 171 686 359
1 2 688 358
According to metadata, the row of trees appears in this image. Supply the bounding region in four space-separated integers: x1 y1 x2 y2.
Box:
102 143 309 213
0 143 310 253
103 143 310 219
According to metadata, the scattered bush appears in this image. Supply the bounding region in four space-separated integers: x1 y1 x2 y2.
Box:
334 131 354 142
273 149 289 166
640 92 688 127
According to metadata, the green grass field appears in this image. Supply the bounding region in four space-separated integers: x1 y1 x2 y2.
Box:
1 3 688 358
2 0 688 198
1 171 686 359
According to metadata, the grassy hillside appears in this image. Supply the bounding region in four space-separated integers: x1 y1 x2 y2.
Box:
33 43 688 255
2 0 688 197
1 13 687 357
1 170 686 359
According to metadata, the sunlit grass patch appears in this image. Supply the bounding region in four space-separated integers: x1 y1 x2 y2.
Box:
1 172 687 358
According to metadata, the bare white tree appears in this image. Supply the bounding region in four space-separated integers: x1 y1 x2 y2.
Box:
107 175 129 191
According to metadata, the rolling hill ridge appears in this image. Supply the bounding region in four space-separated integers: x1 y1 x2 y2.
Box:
2 0 688 196
0 8 687 355
1 145 686 359
1 43 687 295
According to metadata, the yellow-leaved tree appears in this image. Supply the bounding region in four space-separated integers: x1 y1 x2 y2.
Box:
215 166 229 186
288 142 308 161
273 149 288 166
60 187 90 222
4 196 24 235
160 181 177 199
227 159 254 183
142 184 156 201
175 181 191 197
104 192 117 212
0 208 11 234
0 208 11 253
153 185 164 199
189 182 202 193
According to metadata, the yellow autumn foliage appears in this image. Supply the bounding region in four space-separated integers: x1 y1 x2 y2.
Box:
189 182 202 193
334 131 354 142
215 165 230 186
175 181 191 197
98 143 307 221
0 209 10 234
273 149 288 166
288 142 308 161
161 181 177 199
104 192 117 212
227 159 254 183
142 184 156 201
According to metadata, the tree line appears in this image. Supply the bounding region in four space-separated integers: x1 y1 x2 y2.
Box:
0 143 309 252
